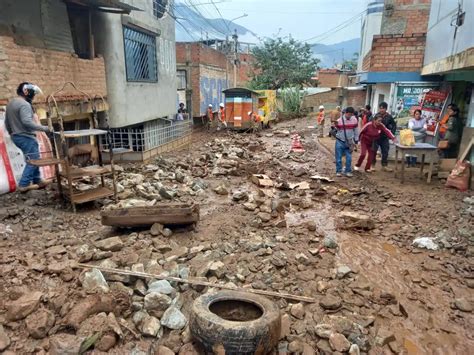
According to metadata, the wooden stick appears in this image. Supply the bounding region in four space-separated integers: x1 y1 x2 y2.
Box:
76 263 317 303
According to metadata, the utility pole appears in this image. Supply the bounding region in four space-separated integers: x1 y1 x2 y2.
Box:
232 29 238 87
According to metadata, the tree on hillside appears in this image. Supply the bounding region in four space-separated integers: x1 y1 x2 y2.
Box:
248 37 319 90
341 52 359 71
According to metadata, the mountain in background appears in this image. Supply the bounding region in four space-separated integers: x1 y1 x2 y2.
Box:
174 2 258 43
311 38 361 68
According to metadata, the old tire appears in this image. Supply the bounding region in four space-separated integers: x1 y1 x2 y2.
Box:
189 291 281 355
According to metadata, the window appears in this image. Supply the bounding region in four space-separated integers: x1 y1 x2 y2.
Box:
123 26 158 82
153 0 168 19
177 70 186 90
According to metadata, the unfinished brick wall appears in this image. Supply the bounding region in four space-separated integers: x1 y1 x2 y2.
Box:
362 52 371 72
382 0 431 35
302 89 342 111
367 33 426 72
345 90 367 109
318 69 350 88
0 35 107 102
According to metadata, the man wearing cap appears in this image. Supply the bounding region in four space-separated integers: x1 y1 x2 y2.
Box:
317 105 325 137
5 82 50 192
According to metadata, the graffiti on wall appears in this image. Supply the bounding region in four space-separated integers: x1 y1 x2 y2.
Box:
200 76 228 115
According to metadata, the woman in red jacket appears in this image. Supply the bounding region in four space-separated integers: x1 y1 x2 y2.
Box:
355 115 397 172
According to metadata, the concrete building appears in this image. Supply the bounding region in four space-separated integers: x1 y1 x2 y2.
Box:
422 0 474 163
357 0 385 72
176 42 255 121
0 0 183 161
358 0 441 115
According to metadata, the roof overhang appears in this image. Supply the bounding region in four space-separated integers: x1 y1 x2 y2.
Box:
64 0 142 14
421 47 474 76
358 71 442 84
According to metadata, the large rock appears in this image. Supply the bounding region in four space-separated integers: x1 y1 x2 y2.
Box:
6 291 43 321
82 268 109 293
329 333 351 352
232 191 249 202
323 234 338 249
319 295 342 310
214 184 229 195
150 223 164 236
95 237 123 252
25 309 55 339
144 292 172 316
290 303 305 320
49 333 85 355
161 307 187 330
454 298 472 312
141 315 161 337
338 211 375 230
0 325 10 351
208 261 225 278
156 346 175 355
336 265 353 279
148 280 175 296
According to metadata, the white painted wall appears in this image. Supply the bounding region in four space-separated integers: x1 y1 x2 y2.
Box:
95 0 177 128
371 83 392 112
357 1 384 72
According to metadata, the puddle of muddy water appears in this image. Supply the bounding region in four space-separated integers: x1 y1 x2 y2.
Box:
286 202 472 354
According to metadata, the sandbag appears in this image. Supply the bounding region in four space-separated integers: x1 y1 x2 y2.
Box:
445 160 471 191
0 114 26 194
400 129 415 146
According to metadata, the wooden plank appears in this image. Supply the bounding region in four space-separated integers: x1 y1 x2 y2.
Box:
458 128 474 161
101 203 200 227
75 263 317 303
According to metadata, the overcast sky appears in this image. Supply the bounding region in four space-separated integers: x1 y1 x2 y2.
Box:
197 0 368 44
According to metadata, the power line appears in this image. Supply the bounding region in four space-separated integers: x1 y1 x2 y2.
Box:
210 0 231 34
303 10 366 43
184 0 228 37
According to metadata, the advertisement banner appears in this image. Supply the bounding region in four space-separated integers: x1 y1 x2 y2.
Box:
394 85 436 121
421 90 449 130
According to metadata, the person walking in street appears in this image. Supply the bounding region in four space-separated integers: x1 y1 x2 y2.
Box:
217 103 227 130
372 102 397 171
334 106 359 177
4 82 50 192
361 104 372 126
317 105 325 137
355 115 397 173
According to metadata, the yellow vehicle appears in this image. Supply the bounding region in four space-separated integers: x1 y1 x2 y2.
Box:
256 90 278 128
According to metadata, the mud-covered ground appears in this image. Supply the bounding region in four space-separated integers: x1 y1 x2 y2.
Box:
0 118 473 354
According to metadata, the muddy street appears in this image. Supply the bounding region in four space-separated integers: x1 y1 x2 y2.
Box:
0 119 473 355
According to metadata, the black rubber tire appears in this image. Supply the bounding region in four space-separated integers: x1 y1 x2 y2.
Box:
189 291 281 355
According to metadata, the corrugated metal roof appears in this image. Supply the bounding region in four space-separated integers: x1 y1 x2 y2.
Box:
64 0 142 13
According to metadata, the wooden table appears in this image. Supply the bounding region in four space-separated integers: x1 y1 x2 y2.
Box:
394 143 438 183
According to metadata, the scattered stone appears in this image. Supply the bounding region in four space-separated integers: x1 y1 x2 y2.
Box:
0 325 10 351
412 237 439 251
338 211 375 230
148 280 175 295
306 220 317 231
315 324 332 338
144 292 172 316
454 298 472 312
208 261 226 278
49 333 84 355
320 295 342 310
375 328 396 346
323 234 338 249
162 228 173 238
82 268 109 293
150 223 164 236
329 332 351 352
96 333 117 351
141 315 161 337
156 345 175 355
25 309 55 339
161 307 187 330
6 291 43 321
290 303 305 319
64 294 116 330
293 167 307 177
258 212 272 222
288 340 303 352
349 343 361 355
214 185 229 195
159 187 175 200
95 237 124 252
336 265 352 279
232 191 249 202
280 314 291 338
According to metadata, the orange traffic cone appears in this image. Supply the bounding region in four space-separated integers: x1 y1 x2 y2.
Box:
290 134 305 153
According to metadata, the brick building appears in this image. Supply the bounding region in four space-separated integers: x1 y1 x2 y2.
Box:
176 42 255 120
358 0 441 114
1 0 185 162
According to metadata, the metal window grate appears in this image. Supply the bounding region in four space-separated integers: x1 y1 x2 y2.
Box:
153 0 168 19
123 26 158 82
